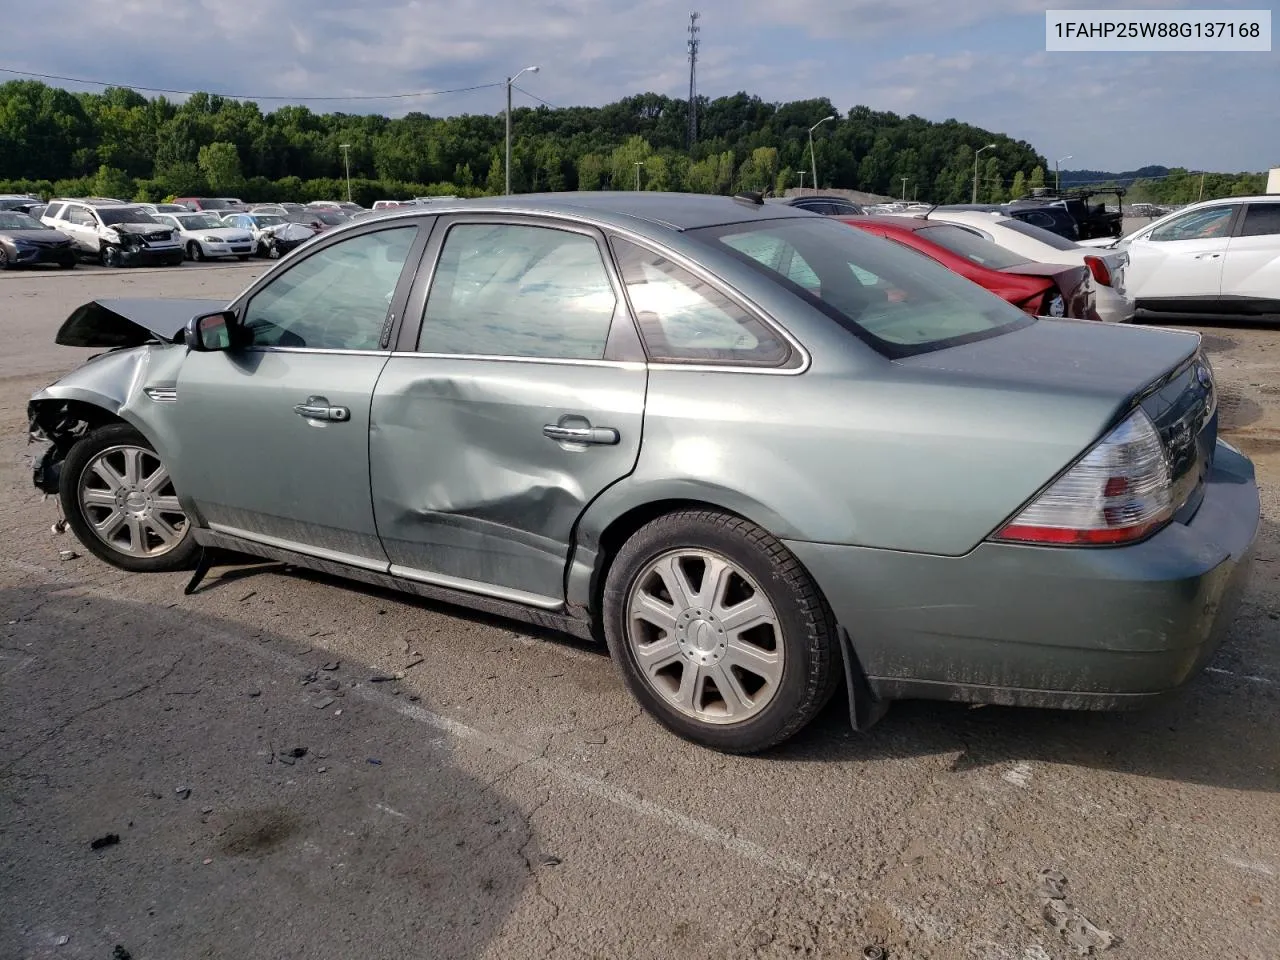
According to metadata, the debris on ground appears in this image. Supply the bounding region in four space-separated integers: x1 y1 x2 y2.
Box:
538 854 562 867
312 697 335 709
404 656 425 669
1037 868 1117 955
583 732 607 745
55 934 69 945
369 675 395 683
58 549 78 562
321 661 341 672
862 947 886 960
90 833 120 850
367 758 382 765
324 679 340 691
175 786 191 800
247 689 261 698
201 806 214 815
238 591 257 602
112 947 133 960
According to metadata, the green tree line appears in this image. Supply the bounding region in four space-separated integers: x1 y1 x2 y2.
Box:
0 79 1052 203
0 79 1264 205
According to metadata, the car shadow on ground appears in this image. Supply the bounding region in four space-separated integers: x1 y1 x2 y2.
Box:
0 582 534 960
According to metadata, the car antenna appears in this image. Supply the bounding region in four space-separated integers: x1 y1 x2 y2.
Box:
916 203 940 220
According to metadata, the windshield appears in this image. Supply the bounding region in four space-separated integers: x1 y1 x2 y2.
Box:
199 199 232 210
97 208 160 226
254 215 286 226
0 212 46 230
156 204 187 213
316 212 348 224
692 218 1030 356
177 214 224 230
994 218 1080 251
912 224 1029 269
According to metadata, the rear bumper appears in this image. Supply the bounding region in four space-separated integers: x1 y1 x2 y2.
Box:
785 440 1260 710
1092 286 1135 324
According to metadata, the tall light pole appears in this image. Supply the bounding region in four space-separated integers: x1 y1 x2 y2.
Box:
973 143 996 203
901 177 908 201
634 161 644 191
1055 154 1073 193
808 115 835 192
339 143 352 202
505 65 539 195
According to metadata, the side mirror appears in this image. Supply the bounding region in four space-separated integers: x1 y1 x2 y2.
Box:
185 310 238 352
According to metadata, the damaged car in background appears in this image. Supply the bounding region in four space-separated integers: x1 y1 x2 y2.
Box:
40 199 184 268
26 193 1260 754
220 212 315 259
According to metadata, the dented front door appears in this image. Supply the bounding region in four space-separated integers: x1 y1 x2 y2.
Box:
369 217 647 605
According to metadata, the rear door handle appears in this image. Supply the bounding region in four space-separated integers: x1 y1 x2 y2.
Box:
294 396 350 423
1192 252 1223 260
543 423 620 445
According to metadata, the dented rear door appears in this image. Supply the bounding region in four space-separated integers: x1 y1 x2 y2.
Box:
370 215 647 606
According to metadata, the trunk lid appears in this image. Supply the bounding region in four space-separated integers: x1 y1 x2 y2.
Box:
1003 262 1093 319
900 317 1214 513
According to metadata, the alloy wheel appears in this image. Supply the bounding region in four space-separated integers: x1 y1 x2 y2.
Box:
77 444 188 558
625 549 784 724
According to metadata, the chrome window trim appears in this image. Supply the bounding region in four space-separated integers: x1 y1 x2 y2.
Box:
392 351 645 371
240 346 393 357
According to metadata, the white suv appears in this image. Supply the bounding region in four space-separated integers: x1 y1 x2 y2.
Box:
41 200 184 268
1086 195 1280 323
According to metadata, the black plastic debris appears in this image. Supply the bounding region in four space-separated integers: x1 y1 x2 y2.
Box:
90 833 120 850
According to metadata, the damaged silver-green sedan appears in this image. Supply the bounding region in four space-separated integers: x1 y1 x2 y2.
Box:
28 193 1260 752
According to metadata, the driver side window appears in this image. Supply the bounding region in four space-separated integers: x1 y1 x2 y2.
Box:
1149 206 1235 242
242 226 418 350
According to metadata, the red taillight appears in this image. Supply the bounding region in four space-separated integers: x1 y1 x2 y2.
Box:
1084 255 1112 287
993 408 1173 547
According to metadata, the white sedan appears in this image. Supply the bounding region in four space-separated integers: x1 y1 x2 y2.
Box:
921 209 1134 323
1082 195 1280 323
154 212 256 262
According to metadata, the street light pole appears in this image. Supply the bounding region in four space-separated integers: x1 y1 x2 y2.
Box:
340 143 352 202
808 115 835 192
634 161 644 191
973 143 997 203
505 65 539 195
901 177 908 201
1055 155 1073 193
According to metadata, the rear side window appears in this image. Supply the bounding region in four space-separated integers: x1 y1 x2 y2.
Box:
419 223 617 360
1239 204 1280 238
913 225 1028 268
995 218 1079 251
611 237 789 365
44 203 66 221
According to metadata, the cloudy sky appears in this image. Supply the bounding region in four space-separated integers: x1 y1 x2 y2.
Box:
3 0 1276 172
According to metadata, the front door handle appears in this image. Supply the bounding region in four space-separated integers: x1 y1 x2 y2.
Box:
1192 252 1223 260
294 396 351 423
543 423 620 445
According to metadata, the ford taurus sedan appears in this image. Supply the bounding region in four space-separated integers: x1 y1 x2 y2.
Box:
27 193 1259 753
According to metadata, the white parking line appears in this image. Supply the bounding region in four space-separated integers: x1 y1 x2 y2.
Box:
1205 667 1275 685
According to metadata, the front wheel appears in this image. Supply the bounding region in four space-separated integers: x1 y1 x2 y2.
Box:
602 510 839 753
59 423 199 573
187 241 205 262
0 247 10 269
100 246 122 268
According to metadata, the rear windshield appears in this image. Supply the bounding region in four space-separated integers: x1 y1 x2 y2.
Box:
199 198 232 210
98 208 159 225
913 224 1029 269
691 218 1030 357
995 218 1079 251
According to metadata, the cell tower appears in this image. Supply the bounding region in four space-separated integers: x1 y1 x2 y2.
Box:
687 12 700 148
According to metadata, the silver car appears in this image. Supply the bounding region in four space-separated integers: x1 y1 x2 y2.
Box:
27 193 1259 752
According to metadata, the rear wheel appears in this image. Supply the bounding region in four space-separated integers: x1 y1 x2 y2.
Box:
602 510 839 753
59 423 199 573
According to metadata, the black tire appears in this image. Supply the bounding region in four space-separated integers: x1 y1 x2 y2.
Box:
100 245 122 268
59 423 199 573
187 241 205 262
266 243 282 260
237 254 250 261
58 260 76 269
0 248 10 269
602 510 839 753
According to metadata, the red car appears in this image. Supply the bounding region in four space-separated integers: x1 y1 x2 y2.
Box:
840 216 1095 319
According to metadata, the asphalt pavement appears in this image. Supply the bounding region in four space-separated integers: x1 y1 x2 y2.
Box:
1 264 1277 960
